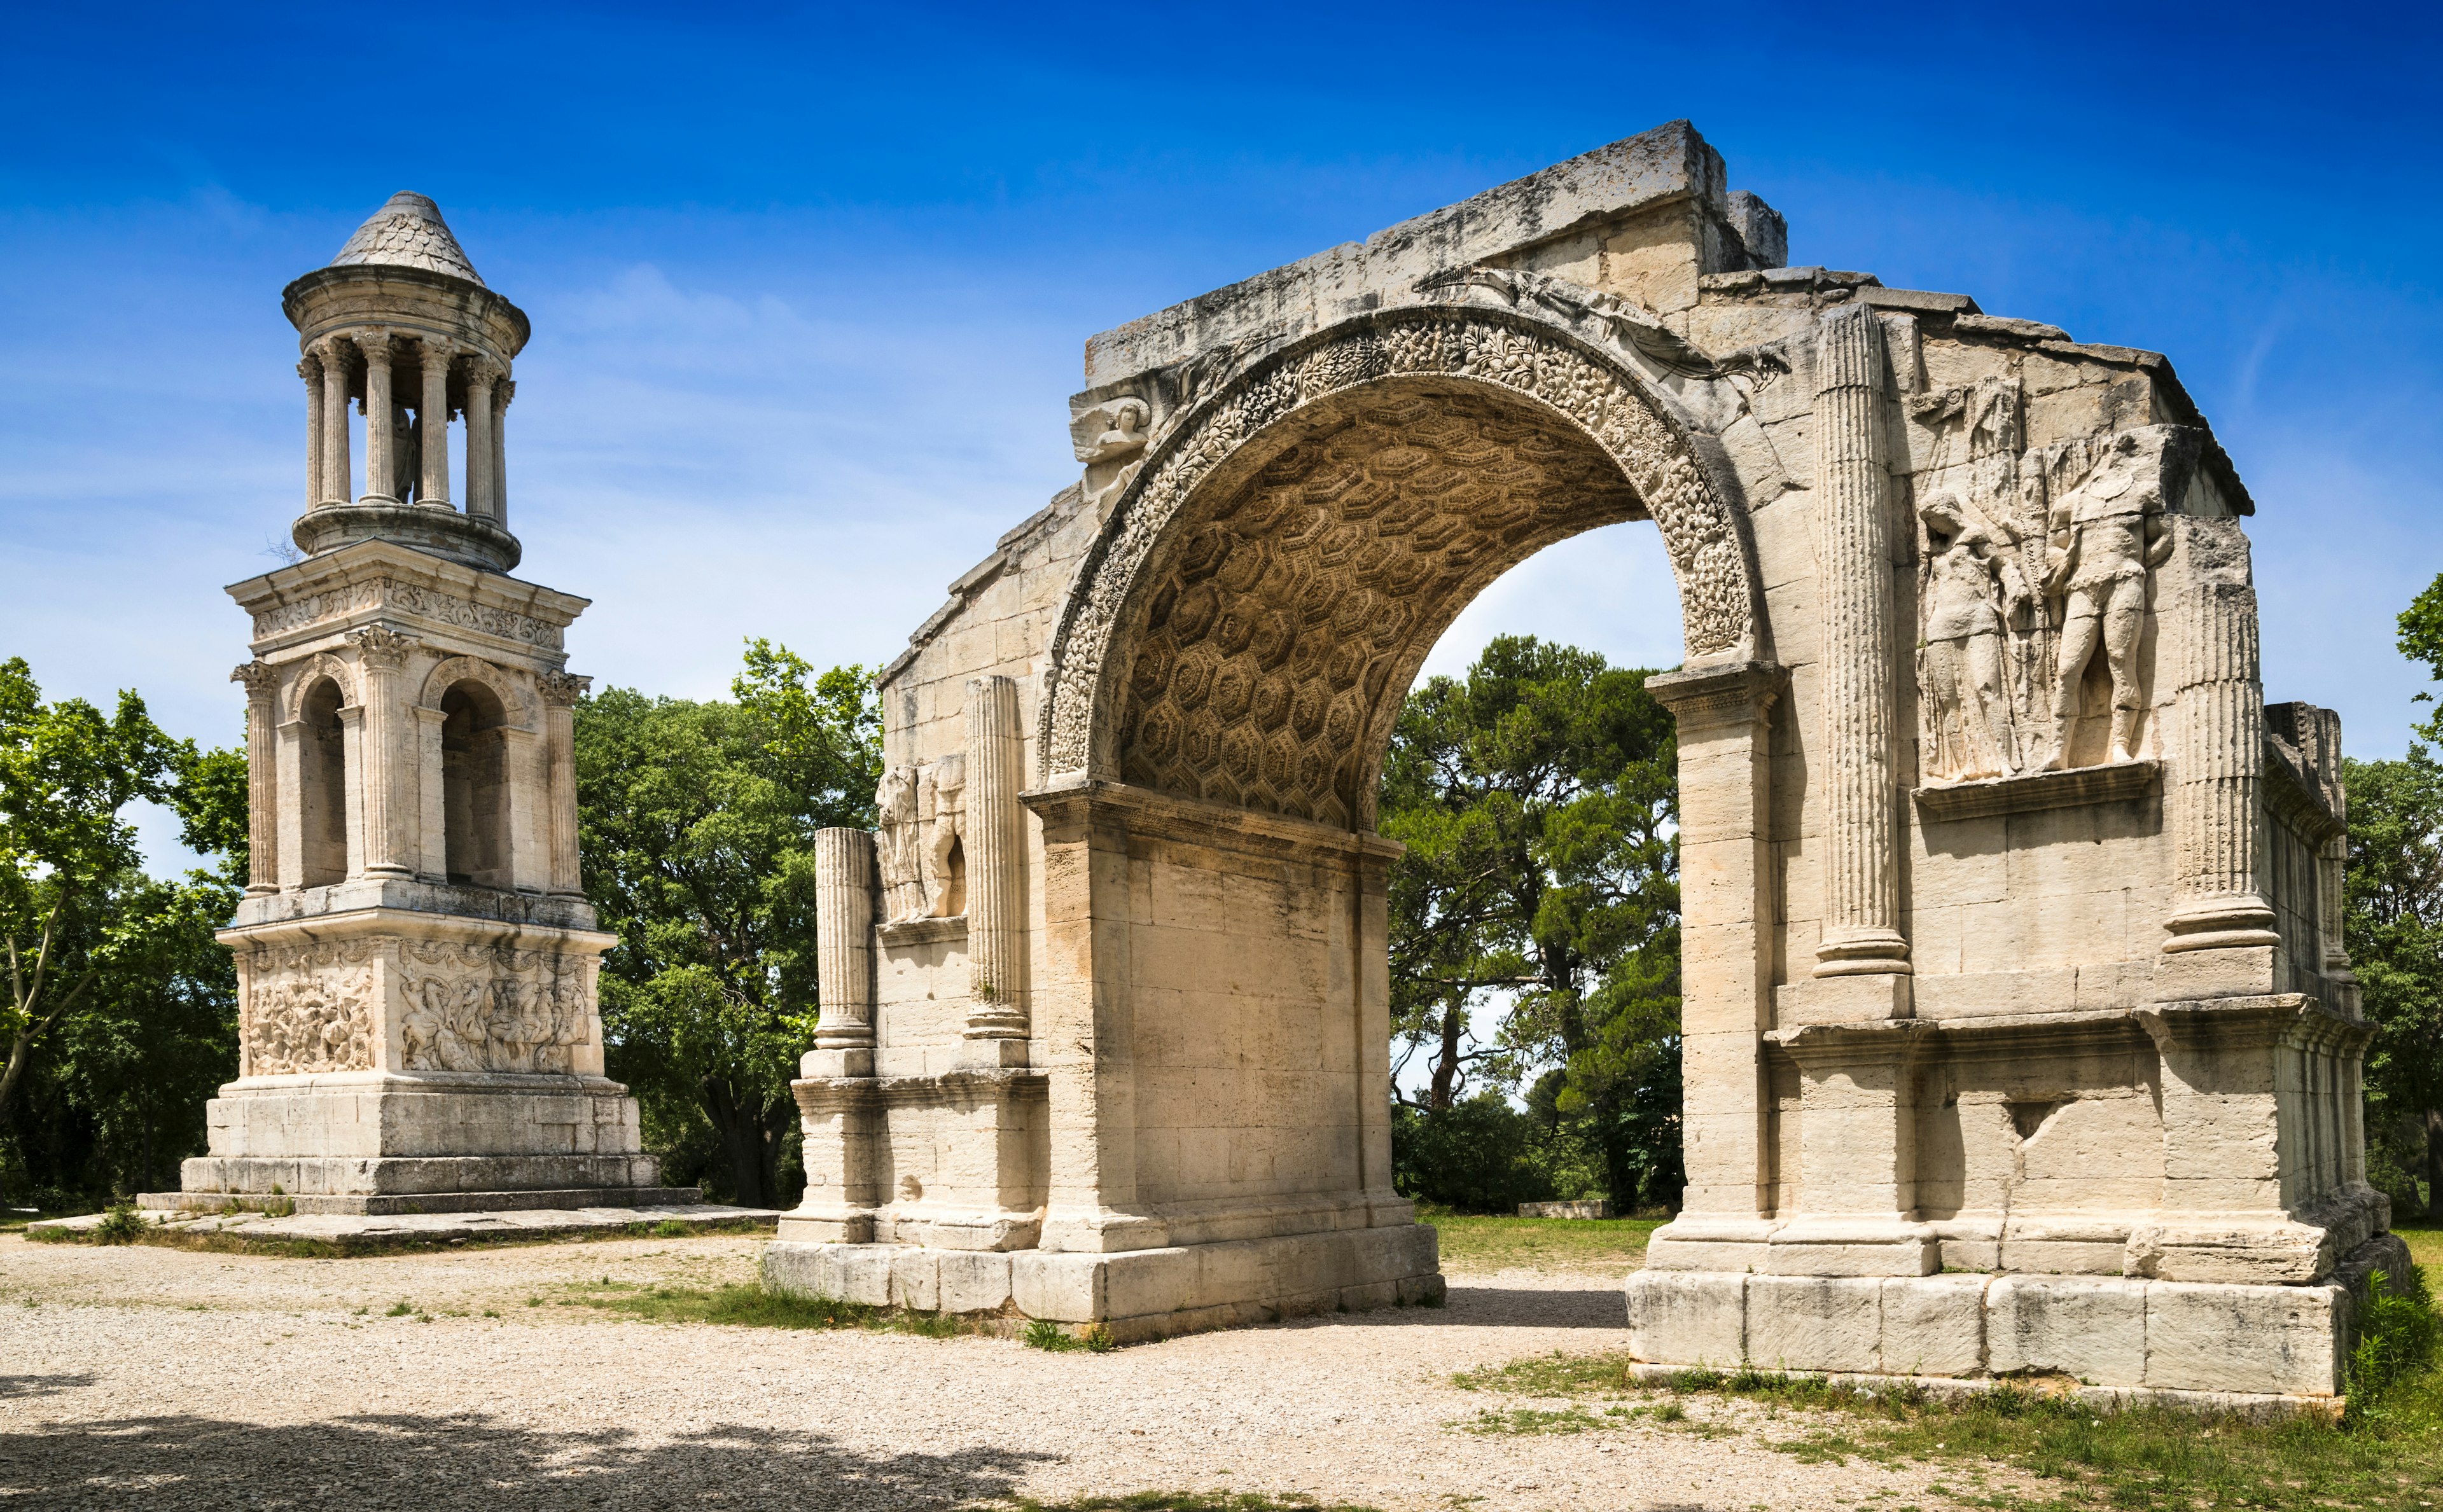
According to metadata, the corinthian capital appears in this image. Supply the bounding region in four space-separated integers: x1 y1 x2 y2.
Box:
347 626 417 669
298 353 323 383
460 352 505 390
232 661 281 699
537 670 593 707
355 329 398 362
310 335 358 373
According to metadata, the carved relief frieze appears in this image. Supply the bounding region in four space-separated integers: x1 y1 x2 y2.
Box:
1911 381 2178 782
251 578 565 650
239 941 378 1076
876 757 966 925
398 939 592 1074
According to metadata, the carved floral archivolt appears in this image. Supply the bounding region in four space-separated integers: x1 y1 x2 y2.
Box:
1041 307 1760 808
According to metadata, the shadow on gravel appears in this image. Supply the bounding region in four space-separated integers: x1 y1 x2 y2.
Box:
2 1412 1054 1509
0 1373 94 1398
1271 1284 1626 1333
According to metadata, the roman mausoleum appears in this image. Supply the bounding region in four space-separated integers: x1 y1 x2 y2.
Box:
156 194 686 1216
761 120 2407 1401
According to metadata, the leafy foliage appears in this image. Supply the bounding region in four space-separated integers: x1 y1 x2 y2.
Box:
1378 636 1680 1212
0 658 243 1207
2346 747 2443 1214
573 640 879 1207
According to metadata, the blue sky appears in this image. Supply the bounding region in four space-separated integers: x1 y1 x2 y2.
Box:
4 4 2439 868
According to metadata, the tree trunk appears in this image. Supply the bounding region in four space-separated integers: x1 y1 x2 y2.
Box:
701 1076 772 1207
2425 1107 2443 1219
0 1024 38 1127
1428 999 1465 1110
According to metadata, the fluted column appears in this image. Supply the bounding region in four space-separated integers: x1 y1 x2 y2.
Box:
538 671 590 896
463 358 499 520
347 627 416 877
358 333 398 504
300 356 325 515
2161 542 2278 971
233 662 281 896
315 337 354 506
419 342 453 510
963 676 1027 1051
812 828 877 1068
492 377 513 529
1811 303 1911 979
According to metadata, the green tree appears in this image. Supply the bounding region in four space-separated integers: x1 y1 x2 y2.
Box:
573 641 879 1207
0 659 245 1203
2344 747 2443 1212
1378 635 1681 1210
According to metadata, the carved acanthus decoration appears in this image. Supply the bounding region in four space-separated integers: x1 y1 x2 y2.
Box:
876 758 964 924
232 661 281 700
240 942 377 1076
1911 382 2183 784
1040 306 1761 802
398 940 593 1074
537 670 592 707
347 625 417 669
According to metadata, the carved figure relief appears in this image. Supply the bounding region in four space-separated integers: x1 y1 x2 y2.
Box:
240 943 377 1076
1911 380 2173 782
398 940 592 1074
876 758 965 924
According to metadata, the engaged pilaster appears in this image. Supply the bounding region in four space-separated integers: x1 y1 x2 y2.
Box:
538 671 589 897
962 675 1028 1059
1810 303 1911 984
347 627 417 878
809 827 877 1077
233 662 281 896
2159 518 2278 997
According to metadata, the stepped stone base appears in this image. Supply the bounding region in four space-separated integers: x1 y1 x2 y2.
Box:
176 1152 665 1197
763 1223 1444 1343
1624 1233 2413 1404
33 1201 775 1252
143 1181 702 1217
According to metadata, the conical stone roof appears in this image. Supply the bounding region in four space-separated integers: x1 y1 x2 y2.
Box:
328 192 485 286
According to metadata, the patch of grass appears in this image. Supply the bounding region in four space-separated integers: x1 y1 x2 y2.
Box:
1458 1403 1648 1435
1023 1317 1082 1351
1014 1495 1379 1511
1453 1294 2443 1512
1411 1206 1662 1272
385 1301 414 1316
552 1279 982 1338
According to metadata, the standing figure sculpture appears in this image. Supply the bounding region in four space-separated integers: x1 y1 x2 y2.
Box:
2042 429 2173 766
875 765 928 924
1919 494 2030 782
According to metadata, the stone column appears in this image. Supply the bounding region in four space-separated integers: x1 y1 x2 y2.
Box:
1811 303 1911 984
346 628 416 878
501 725 543 891
961 675 1028 1059
463 359 498 520
275 711 307 888
810 828 877 1076
316 337 354 506
233 662 281 896
1643 662 1784 1271
492 377 513 529
2159 519 2278 999
538 672 590 896
358 333 398 504
300 356 325 515
419 342 453 510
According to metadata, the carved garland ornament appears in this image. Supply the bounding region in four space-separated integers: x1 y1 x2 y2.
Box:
1040 307 1758 784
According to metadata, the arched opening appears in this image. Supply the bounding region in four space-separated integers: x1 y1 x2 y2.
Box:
1111 379 1649 830
440 679 513 888
297 676 350 887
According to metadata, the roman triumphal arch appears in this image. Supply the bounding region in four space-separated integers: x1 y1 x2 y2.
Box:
767 121 2405 1403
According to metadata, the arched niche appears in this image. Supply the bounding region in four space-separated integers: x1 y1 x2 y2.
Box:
295 672 351 887
1041 304 1764 830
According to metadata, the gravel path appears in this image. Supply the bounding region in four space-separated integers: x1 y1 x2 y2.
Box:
2 1233 1965 1510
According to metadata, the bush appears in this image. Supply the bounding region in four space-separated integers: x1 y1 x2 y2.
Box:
92 1202 147 1245
1393 1095 1555 1214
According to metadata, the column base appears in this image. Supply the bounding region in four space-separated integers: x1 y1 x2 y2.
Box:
1764 1215 1939 1276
